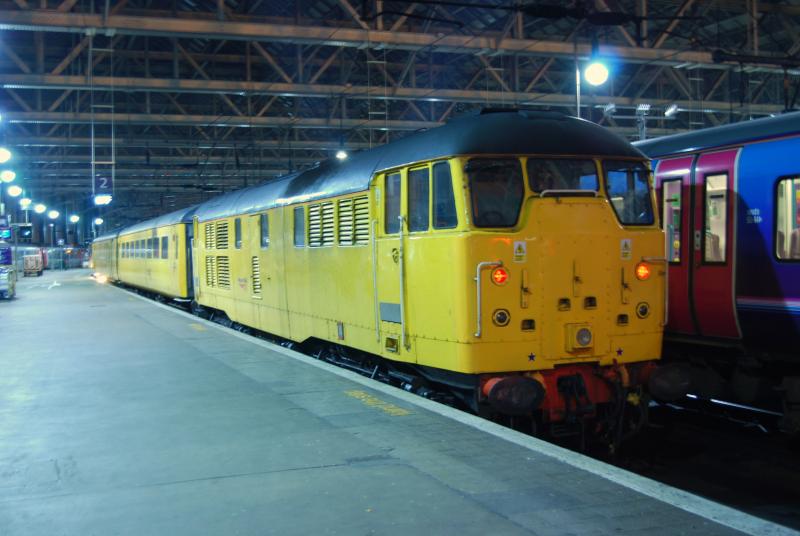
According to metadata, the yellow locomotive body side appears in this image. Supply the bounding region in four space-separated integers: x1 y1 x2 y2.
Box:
117 223 192 299
194 155 664 378
91 236 118 280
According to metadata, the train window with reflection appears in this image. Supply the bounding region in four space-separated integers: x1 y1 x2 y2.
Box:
466 158 524 228
527 158 598 192
153 236 160 259
385 172 401 234
234 218 242 249
604 160 655 226
260 214 269 248
776 177 800 261
433 161 457 229
704 174 728 263
662 179 682 263
294 206 305 247
408 167 430 232
161 237 168 259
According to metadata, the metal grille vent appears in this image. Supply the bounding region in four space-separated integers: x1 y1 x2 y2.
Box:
308 205 322 247
338 198 354 246
215 221 229 250
251 256 261 295
216 256 230 289
204 223 215 249
205 255 216 287
353 196 370 245
321 202 335 246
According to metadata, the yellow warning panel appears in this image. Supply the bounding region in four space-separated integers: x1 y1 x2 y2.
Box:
513 240 527 263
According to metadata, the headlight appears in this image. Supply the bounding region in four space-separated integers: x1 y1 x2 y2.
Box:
636 302 650 319
576 327 592 346
492 309 510 327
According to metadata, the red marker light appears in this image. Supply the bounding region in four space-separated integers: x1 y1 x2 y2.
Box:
491 267 509 285
635 262 651 281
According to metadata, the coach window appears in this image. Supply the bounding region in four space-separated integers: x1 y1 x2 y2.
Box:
234 218 242 249
260 214 269 248
294 206 305 247
704 174 728 263
385 172 402 234
433 161 457 229
139 240 144 258
662 179 682 263
153 236 160 259
466 158 524 228
776 177 800 260
148 238 154 259
408 167 430 232
161 236 169 259
527 158 598 192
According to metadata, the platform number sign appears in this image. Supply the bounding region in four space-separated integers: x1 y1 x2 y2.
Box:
94 174 113 196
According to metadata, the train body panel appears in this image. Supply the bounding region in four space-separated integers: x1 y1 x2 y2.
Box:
117 222 192 299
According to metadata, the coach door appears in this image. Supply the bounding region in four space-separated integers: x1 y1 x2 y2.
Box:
656 156 696 335
375 170 411 358
690 149 740 339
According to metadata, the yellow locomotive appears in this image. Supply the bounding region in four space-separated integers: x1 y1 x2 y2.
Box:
94 110 672 441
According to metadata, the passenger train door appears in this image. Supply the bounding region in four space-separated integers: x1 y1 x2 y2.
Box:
690 149 740 339
655 150 740 339
375 170 410 358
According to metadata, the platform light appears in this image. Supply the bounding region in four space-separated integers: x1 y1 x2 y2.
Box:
664 104 679 117
34 203 46 214
94 194 113 205
19 197 31 209
0 170 15 183
335 149 348 160
69 214 80 223
48 209 60 220
0 147 11 164
94 217 104 226
584 60 609 87
7 185 22 197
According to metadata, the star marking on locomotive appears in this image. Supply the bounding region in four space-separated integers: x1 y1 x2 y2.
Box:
528 353 536 361
616 348 624 357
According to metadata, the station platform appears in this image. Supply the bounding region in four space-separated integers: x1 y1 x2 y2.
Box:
0 270 793 535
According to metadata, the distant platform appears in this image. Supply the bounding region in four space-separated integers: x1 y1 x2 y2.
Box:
0 269 792 535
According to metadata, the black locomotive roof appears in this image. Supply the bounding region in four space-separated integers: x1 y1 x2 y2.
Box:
635 111 800 157
194 110 644 222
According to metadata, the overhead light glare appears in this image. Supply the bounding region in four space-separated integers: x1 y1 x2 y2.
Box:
48 210 60 220
335 149 348 160
20 197 31 208
94 194 113 205
69 215 80 223
34 203 47 214
93 217 104 226
0 170 15 182
584 61 609 86
665 104 679 117
0 147 10 164
7 185 22 197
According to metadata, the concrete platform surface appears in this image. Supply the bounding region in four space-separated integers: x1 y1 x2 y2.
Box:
0 269 791 535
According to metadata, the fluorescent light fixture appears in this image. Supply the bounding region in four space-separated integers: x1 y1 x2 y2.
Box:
584 61 609 86
7 185 22 197
94 194 113 205
636 103 651 114
93 217 104 226
335 149 348 160
69 214 80 223
34 203 47 214
48 210 60 219
603 103 616 117
0 170 15 182
0 147 10 164
665 104 679 117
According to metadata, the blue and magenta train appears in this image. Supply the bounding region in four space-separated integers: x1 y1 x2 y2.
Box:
636 112 800 431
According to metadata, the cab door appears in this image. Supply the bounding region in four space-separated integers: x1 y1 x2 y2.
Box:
655 156 695 335
375 170 410 358
690 149 741 339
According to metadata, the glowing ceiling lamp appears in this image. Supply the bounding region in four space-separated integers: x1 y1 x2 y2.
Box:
335 149 348 160
0 170 15 183
7 185 22 197
94 194 113 205
93 217 104 226
19 197 32 209
0 147 11 164
69 214 80 223
48 209 60 220
34 203 47 214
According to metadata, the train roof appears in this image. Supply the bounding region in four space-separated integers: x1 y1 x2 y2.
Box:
635 112 800 157
94 232 118 242
118 205 199 236
194 109 644 222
